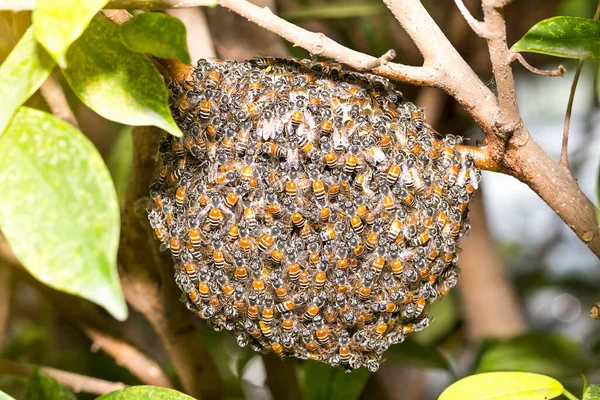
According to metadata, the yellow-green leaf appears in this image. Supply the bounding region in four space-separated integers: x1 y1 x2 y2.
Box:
63 15 182 137
0 390 15 400
32 0 108 68
511 16 600 59
0 27 55 135
475 333 593 378
97 386 196 400
119 12 190 64
0 107 127 320
439 372 565 400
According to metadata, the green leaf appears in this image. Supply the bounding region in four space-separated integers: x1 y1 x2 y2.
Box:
439 372 565 400
119 12 190 64
0 107 127 320
0 27 55 136
511 16 600 59
300 362 370 400
63 15 182 137
385 339 452 371
0 390 16 400
97 386 196 400
282 3 386 21
584 385 600 400
475 333 594 378
32 0 108 68
24 368 77 400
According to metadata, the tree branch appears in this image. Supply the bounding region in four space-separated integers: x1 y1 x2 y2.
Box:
453 0 492 38
83 327 175 389
509 52 566 77
0 359 126 395
217 0 437 86
39 74 80 130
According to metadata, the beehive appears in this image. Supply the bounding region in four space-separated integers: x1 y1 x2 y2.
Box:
148 58 479 371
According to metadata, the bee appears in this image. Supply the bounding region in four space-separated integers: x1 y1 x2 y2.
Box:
445 165 459 185
358 280 372 301
247 293 259 319
170 237 181 258
350 215 364 235
320 207 331 223
324 151 337 168
261 296 274 323
205 71 221 88
234 265 248 281
371 256 385 275
244 207 258 231
213 249 225 268
239 237 252 254
189 227 202 248
314 270 327 290
288 263 301 282
286 180 298 198
228 224 240 241
291 212 306 229
387 219 403 241
312 179 327 202
199 100 211 120
208 208 224 229
441 147 454 168
321 120 333 136
320 227 336 242
225 193 238 208
365 232 378 252
185 262 198 281
383 195 396 213
343 155 358 175
387 164 401 185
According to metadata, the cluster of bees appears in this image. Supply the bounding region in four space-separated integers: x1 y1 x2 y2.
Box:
148 57 479 371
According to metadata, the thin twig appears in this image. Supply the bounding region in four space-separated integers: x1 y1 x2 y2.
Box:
453 0 492 38
83 327 175 389
363 49 396 70
39 74 80 130
560 1 600 168
509 52 566 77
0 359 126 395
0 267 10 348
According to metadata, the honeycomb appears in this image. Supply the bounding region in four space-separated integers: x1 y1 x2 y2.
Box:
148 58 479 371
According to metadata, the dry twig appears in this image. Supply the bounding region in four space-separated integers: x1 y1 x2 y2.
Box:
0 359 126 395
509 52 566 77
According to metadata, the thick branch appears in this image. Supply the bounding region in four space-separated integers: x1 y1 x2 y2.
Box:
0 359 126 395
119 127 224 400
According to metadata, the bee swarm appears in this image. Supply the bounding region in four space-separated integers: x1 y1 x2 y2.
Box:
148 58 479 371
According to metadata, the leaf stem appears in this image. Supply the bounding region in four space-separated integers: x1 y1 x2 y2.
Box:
560 0 600 168
562 388 580 400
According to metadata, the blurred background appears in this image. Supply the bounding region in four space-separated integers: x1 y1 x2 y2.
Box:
1 0 599 399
